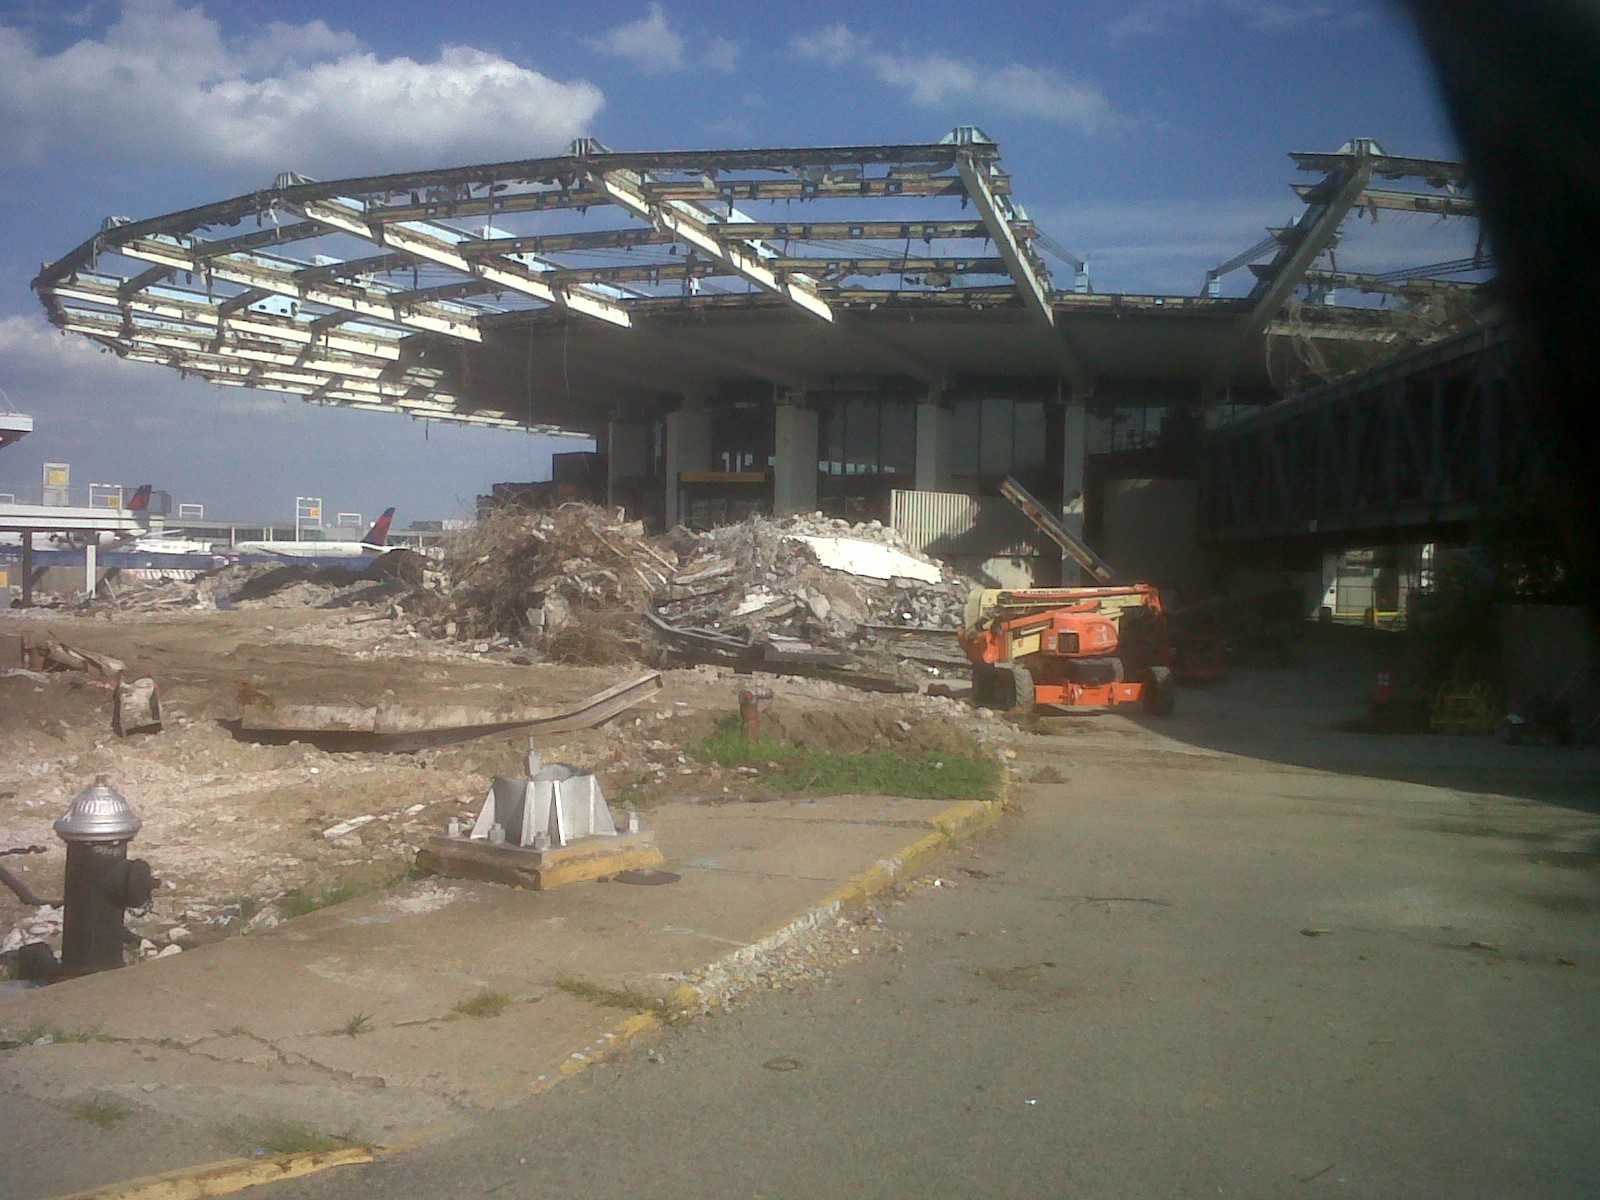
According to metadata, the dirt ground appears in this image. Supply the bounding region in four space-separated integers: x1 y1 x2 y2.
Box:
0 605 1004 958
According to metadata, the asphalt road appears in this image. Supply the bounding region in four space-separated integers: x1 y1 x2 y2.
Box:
261 671 1600 1200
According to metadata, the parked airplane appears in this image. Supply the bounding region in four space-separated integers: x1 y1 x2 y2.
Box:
234 508 397 559
50 485 168 550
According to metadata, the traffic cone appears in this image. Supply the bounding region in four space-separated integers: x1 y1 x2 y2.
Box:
1374 670 1395 706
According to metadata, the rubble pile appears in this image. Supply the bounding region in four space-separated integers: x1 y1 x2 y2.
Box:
412 505 675 660
658 514 970 646
102 559 414 613
401 506 974 682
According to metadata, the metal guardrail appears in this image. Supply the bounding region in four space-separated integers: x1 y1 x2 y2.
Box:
0 483 141 509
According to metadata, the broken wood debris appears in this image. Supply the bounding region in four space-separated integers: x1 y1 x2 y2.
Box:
646 610 913 693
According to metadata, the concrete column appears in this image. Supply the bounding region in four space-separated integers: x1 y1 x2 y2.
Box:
84 541 96 597
19 531 32 608
664 404 712 528
915 392 953 493
605 418 618 509
1319 551 1342 618
773 400 819 516
1061 397 1087 583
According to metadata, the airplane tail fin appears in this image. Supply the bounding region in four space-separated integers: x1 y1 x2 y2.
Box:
126 484 153 512
362 507 396 547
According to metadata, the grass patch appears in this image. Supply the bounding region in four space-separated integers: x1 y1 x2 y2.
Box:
555 977 667 1013
610 774 664 811
275 863 418 920
452 989 515 1019
51 1027 104 1044
72 1095 133 1128
337 1012 373 1038
4 1023 106 1048
695 719 1000 802
1031 764 1065 784
227 1119 358 1156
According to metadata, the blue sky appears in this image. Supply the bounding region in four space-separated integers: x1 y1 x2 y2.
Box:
0 0 1463 523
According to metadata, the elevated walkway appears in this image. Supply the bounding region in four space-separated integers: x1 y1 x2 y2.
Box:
0 411 31 450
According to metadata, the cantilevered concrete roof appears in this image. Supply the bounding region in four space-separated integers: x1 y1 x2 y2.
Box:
33 131 1481 437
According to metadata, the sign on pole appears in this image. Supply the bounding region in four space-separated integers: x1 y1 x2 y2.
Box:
42 462 69 506
295 496 323 542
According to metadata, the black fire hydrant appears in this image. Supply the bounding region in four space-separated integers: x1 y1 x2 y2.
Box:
53 776 155 975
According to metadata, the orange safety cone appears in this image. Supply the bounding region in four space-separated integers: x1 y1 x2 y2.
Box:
1374 670 1395 706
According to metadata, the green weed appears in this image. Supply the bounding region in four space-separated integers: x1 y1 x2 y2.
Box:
696 720 999 801
275 864 418 919
72 1095 133 1128
228 1119 357 1156
554 976 667 1013
452 989 514 1018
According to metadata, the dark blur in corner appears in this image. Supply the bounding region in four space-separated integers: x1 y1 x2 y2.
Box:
1401 0 1600 598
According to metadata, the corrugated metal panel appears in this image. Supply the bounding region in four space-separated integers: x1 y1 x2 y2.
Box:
891 489 1047 557
890 489 1054 587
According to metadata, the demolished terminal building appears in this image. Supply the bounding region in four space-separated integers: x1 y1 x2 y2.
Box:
32 128 1484 583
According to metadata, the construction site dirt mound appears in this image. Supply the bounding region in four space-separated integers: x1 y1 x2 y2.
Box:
0 608 1007 967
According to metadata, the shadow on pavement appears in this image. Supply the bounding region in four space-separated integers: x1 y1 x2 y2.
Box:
1027 622 1600 815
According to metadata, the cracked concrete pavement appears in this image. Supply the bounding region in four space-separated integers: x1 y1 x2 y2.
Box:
0 791 999 1200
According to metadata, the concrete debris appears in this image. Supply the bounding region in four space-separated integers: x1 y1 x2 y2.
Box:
19 633 125 678
234 671 664 751
652 514 971 687
113 675 163 736
786 534 943 584
659 514 968 641
1 904 62 956
101 556 419 614
395 506 972 687
322 815 378 840
414 504 668 659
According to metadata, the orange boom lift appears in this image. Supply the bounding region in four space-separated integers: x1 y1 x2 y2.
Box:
958 478 1176 716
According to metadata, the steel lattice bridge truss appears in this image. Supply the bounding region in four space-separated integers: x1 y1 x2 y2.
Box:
33 131 1482 432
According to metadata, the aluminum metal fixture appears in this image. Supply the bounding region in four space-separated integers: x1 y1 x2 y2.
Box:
53 776 156 975
469 767 618 849
738 686 773 740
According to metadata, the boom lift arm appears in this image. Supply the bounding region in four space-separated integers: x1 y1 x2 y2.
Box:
998 476 1118 584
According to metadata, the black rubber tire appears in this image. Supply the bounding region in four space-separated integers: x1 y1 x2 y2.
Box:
1005 664 1037 714
970 663 1000 707
1142 665 1176 716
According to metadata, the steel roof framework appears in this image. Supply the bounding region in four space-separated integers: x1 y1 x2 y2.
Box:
33 132 1481 432
34 131 1056 433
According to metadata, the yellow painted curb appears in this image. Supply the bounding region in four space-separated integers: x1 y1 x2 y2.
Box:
42 771 1013 1199
47 1147 373 1200
526 1008 664 1096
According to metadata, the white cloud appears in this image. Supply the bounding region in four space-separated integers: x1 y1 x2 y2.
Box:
1028 197 1297 294
1107 1 1365 39
587 3 685 73
790 25 1123 132
0 0 605 184
589 6 742 75
1028 195 1480 296
704 36 740 74
792 24 870 68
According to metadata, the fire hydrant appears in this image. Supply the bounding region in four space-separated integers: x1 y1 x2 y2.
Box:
53 776 155 975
